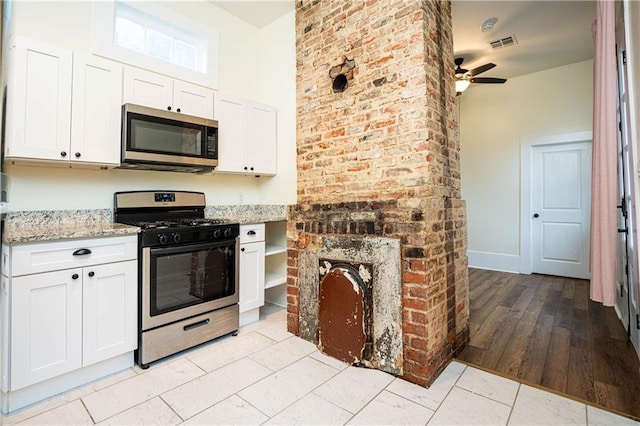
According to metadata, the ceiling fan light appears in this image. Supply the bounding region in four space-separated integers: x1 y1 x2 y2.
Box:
481 17 498 32
456 79 470 93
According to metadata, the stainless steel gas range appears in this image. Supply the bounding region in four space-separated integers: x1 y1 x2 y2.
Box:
114 190 239 368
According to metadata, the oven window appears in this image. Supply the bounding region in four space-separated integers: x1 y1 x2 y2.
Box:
150 244 235 316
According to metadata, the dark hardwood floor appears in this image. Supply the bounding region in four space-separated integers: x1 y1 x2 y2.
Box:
457 268 640 420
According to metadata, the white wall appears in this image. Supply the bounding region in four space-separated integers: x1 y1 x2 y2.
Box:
255 11 297 206
4 1 296 211
460 59 593 270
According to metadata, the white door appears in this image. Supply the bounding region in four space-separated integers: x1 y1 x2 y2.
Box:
10 269 83 390
247 101 277 175
531 142 592 279
122 67 173 111
70 54 123 165
615 6 640 355
82 261 137 367
238 241 265 313
173 80 214 119
6 38 72 162
215 93 247 173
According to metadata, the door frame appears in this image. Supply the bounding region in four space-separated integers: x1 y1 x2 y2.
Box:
520 131 593 275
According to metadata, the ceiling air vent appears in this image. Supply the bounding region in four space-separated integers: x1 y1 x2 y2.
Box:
489 35 518 49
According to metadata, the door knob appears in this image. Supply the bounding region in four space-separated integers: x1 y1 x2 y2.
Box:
533 213 539 218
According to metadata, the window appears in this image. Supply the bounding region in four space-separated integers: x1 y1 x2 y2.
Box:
92 1 219 88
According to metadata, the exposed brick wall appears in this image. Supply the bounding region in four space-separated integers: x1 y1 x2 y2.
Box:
290 0 469 387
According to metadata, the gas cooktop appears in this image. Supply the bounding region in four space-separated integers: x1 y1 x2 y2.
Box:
113 190 239 247
132 218 230 230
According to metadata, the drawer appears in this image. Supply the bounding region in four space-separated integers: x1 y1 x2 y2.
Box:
239 223 265 244
10 235 137 277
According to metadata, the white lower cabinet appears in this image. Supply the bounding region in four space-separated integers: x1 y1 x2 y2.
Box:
1 236 138 413
10 269 83 390
239 224 265 326
238 222 287 326
82 261 137 368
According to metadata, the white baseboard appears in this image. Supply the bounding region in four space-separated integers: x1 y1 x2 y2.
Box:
467 250 520 273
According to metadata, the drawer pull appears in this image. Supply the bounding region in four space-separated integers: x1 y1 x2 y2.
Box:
247 230 256 236
71 273 79 280
73 248 92 256
88 271 95 278
183 318 210 331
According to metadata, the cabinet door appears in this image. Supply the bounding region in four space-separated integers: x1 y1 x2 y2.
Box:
70 54 123 165
247 102 277 175
215 94 248 173
6 38 72 161
11 269 82 390
239 241 265 313
83 261 137 367
123 67 173 111
173 80 214 119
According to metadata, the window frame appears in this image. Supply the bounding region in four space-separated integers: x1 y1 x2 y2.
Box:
91 1 219 89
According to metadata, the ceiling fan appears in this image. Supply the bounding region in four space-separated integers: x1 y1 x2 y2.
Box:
454 57 507 95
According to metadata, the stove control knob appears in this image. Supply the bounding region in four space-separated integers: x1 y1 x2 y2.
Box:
172 233 182 243
158 233 168 245
213 229 222 239
223 228 233 238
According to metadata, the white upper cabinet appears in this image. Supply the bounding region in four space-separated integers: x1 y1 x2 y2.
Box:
71 54 123 164
6 38 73 162
122 67 172 111
248 102 277 176
123 67 214 119
215 94 247 173
215 93 277 176
6 37 122 166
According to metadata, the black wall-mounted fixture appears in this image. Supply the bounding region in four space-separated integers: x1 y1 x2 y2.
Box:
329 57 356 93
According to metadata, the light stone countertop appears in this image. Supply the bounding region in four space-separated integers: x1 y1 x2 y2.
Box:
2 205 289 244
3 209 140 244
4 221 140 245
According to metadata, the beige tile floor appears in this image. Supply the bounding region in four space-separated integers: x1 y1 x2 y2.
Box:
2 305 638 426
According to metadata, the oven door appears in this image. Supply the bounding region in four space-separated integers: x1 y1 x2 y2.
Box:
141 238 239 331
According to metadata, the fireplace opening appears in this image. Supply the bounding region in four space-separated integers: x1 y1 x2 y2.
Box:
318 260 373 365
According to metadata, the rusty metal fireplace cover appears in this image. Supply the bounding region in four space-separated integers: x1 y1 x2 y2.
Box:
318 264 367 364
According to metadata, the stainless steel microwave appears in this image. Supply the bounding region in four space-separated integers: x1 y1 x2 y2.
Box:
120 104 218 173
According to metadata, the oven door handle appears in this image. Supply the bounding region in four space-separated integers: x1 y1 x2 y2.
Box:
149 239 237 255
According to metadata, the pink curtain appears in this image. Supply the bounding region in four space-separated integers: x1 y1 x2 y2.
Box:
590 0 617 306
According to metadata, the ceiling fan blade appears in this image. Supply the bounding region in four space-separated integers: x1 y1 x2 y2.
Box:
469 63 496 76
470 77 507 84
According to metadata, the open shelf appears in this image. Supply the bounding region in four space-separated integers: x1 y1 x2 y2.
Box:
264 221 287 290
265 244 286 256
265 271 286 289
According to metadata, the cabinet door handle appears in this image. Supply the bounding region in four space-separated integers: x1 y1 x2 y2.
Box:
176 108 181 113
60 151 67 158
241 247 245 252
74 152 81 158
72 248 92 256
88 271 95 277
71 273 79 280
247 230 256 236
167 106 172 111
